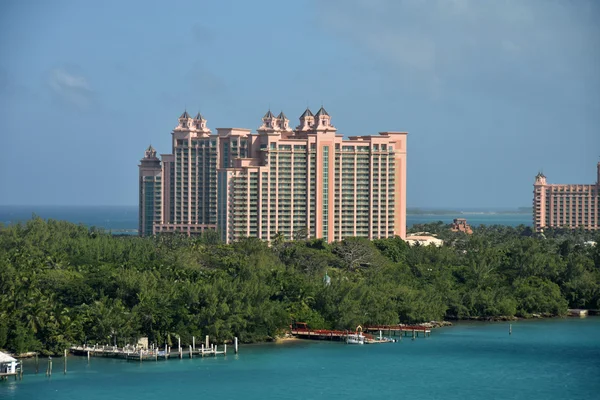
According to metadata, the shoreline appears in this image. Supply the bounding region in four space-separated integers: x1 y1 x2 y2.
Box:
274 335 302 342
9 317 597 358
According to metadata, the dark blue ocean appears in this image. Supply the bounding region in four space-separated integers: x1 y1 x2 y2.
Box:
0 206 139 234
0 205 531 234
2 318 599 400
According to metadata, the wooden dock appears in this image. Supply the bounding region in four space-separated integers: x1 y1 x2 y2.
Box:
290 327 353 342
69 336 238 362
69 343 231 361
0 370 23 381
290 323 431 342
365 325 432 338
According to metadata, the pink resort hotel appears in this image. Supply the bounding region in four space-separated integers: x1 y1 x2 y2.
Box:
139 108 408 243
533 162 600 231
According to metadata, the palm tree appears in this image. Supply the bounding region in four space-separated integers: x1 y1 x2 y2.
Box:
272 232 285 248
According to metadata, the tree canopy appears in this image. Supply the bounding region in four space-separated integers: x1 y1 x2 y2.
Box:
0 217 598 355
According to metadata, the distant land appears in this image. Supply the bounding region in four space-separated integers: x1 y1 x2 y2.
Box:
406 207 532 215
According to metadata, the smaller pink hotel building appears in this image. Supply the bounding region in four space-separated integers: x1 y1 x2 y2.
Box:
533 163 600 231
139 108 408 243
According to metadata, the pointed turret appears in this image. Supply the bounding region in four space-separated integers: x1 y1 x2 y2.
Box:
193 112 210 133
535 171 547 185
277 111 292 131
178 110 192 130
300 108 314 118
297 108 315 130
315 106 329 117
315 106 332 129
140 144 160 168
259 109 279 131
145 144 157 158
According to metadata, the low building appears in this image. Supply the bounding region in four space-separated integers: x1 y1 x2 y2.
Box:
0 351 18 375
405 234 444 247
450 218 473 234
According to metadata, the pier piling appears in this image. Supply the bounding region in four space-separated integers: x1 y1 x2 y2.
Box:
205 335 209 348
193 336 195 351
46 357 52 377
35 353 39 374
189 345 193 359
64 349 67 374
509 324 512 335
234 337 238 354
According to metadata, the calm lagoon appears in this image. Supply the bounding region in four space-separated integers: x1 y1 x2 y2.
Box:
3 318 599 400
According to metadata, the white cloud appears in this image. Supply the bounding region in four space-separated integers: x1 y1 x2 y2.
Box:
48 68 93 108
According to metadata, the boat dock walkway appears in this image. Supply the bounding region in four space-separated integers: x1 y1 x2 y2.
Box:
69 336 238 362
290 328 353 341
290 324 432 342
290 323 431 341
69 345 227 361
365 325 432 338
0 369 23 381
15 336 238 379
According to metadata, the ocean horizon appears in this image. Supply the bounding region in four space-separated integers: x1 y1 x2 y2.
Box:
0 205 532 234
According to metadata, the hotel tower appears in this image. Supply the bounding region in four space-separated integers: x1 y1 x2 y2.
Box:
533 162 600 231
139 108 408 243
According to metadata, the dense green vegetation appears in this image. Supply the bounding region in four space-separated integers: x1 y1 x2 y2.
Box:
1 217 599 355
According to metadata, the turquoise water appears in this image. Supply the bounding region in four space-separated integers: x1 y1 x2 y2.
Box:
0 205 532 233
407 213 531 227
3 318 598 399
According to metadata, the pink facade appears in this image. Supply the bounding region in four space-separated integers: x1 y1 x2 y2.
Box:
139 108 408 243
533 163 600 231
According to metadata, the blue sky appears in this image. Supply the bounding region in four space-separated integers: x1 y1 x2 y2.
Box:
0 0 598 208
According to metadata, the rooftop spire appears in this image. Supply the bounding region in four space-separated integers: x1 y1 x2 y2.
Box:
180 110 190 119
300 107 314 118
315 106 329 117
263 109 274 119
144 144 157 159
